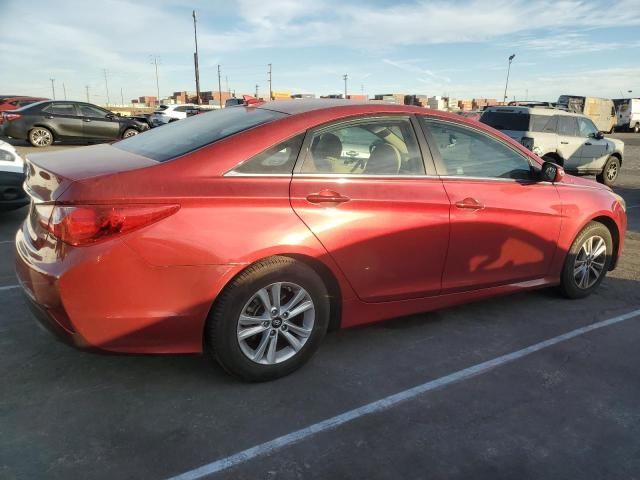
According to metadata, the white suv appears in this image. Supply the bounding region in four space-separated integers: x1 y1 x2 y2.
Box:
151 104 198 126
0 139 28 212
481 106 624 186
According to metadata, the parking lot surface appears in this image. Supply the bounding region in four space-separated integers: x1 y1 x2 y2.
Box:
1 134 639 479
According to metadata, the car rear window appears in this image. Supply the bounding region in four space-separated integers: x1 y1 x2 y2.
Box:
480 111 555 133
113 107 287 162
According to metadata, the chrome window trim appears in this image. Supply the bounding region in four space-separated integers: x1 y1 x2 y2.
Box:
292 173 437 179
224 171 293 177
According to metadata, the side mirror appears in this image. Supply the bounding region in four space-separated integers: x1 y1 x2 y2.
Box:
595 131 604 140
105 113 114 119
541 161 565 183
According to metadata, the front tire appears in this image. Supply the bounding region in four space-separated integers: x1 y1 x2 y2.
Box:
122 128 138 138
634 123 640 134
596 156 620 186
28 127 53 147
206 256 330 381
559 222 613 299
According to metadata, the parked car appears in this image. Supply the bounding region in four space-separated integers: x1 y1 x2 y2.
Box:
16 100 627 381
0 96 49 112
0 139 28 212
151 104 198 125
225 98 244 107
0 101 148 147
613 98 640 133
457 110 482 121
557 95 616 133
480 106 624 186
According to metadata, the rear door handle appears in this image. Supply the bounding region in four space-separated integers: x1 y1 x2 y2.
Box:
306 190 350 205
455 197 484 210
584 142 592 145
45 115 54 119
560 141 569 145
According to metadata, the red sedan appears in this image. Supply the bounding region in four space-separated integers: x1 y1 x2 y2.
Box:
15 100 627 381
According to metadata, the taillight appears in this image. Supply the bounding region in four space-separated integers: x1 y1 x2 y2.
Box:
40 204 179 246
2 113 21 123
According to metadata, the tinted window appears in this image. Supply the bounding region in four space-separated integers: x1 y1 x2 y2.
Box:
577 117 598 137
232 134 304 174
114 107 286 162
43 103 77 116
174 106 190 112
80 105 108 117
300 117 424 175
423 119 531 180
480 111 530 131
557 116 578 136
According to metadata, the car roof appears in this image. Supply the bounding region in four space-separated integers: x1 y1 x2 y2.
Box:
483 105 586 118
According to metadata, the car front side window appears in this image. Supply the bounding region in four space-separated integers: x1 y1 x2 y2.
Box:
577 118 599 137
299 117 424 175
422 118 532 180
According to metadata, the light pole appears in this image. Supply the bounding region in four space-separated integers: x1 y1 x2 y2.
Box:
503 54 515 103
343 74 348 99
192 10 201 105
49 78 56 100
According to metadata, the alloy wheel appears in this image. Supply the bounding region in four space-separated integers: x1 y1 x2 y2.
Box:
237 282 315 365
573 235 607 289
606 161 618 182
123 129 138 138
31 128 52 146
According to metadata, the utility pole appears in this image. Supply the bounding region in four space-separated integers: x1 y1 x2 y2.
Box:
151 56 160 102
268 63 272 101
192 10 201 105
85 85 90 102
217 64 223 108
343 74 348 99
503 54 515 103
255 84 259 98
62 82 67 100
226 76 230 96
103 69 110 106
120 87 124 105
49 78 56 100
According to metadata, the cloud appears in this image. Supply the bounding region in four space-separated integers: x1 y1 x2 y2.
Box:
514 32 640 56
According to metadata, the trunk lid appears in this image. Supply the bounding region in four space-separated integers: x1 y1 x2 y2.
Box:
24 143 159 202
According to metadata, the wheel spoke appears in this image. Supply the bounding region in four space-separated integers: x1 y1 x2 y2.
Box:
579 269 589 288
266 331 278 363
282 331 303 352
252 331 271 362
256 288 272 311
288 300 313 319
239 314 268 325
281 288 306 313
270 282 281 311
592 240 606 259
589 265 602 278
284 322 312 338
238 325 268 340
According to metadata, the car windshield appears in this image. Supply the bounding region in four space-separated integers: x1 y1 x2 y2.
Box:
113 106 286 162
481 111 553 132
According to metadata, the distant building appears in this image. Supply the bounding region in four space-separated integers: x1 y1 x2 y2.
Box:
291 93 316 99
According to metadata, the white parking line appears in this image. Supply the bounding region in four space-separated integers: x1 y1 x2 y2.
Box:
167 307 640 480
627 204 640 209
0 240 14 244
0 285 20 292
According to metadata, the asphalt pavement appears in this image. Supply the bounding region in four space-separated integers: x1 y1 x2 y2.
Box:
0 133 639 479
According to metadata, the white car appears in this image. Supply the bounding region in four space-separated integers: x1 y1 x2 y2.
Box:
481 106 624 186
0 139 28 212
151 104 198 126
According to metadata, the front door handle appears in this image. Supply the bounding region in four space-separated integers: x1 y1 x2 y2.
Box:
584 142 592 145
83 118 92 122
45 115 54 119
560 141 569 145
306 190 350 205
455 197 484 210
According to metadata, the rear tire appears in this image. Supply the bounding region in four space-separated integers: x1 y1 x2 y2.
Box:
28 127 53 147
634 123 640 134
596 156 620 186
206 256 330 382
559 222 612 299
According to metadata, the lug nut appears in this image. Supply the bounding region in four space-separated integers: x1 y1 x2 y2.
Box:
262 321 270 327
269 329 276 336
270 308 278 317
282 312 289 319
281 324 288 331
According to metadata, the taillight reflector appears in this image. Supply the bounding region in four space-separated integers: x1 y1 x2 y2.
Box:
39 204 179 246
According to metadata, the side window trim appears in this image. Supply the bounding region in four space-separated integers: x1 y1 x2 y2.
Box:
292 115 430 176
225 133 306 176
419 117 537 182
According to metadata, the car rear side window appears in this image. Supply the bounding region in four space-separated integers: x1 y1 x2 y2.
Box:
230 134 305 175
422 118 532 180
43 103 77 116
557 116 578 136
113 107 286 162
480 111 530 131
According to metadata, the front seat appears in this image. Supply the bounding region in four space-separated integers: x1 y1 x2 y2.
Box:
363 143 401 174
309 133 342 172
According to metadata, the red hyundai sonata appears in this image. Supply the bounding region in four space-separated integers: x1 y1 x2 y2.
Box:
15 100 627 381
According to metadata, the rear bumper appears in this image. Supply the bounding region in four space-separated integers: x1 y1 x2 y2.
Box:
15 225 237 354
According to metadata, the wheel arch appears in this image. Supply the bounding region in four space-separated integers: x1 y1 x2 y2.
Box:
610 151 622 165
542 151 564 166
588 215 620 270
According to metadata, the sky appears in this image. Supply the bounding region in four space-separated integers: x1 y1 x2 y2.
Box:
1 0 639 104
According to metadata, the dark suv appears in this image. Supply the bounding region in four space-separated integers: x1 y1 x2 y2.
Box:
0 101 149 147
